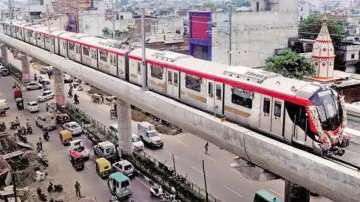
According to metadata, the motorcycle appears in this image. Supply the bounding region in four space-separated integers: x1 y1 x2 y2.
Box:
43 131 49 141
48 183 63 193
37 187 47 201
37 152 49 167
0 122 6 132
27 125 32 134
74 96 79 104
150 183 163 198
10 120 20 130
17 133 28 143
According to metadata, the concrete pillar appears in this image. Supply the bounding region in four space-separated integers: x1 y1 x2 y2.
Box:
117 99 132 156
285 180 310 202
0 45 8 65
53 68 65 107
20 55 30 83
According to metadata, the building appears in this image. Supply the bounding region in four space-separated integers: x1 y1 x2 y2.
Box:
211 0 298 67
311 17 335 79
337 40 360 73
188 11 212 60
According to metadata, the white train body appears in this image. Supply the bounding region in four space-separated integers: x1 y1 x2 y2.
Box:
1 22 350 155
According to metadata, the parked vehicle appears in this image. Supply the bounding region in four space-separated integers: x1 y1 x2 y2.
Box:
37 90 54 103
26 101 40 113
108 172 132 199
0 64 9 76
69 139 90 160
131 134 144 151
112 160 134 177
35 114 56 131
69 149 85 171
138 122 163 148
15 98 24 110
93 141 118 162
62 121 83 136
253 190 281 202
59 130 73 145
56 113 71 124
64 74 73 83
95 157 112 178
26 81 42 91
39 65 53 74
0 99 9 111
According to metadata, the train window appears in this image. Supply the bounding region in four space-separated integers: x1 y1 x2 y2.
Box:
68 43 75 51
91 49 97 59
274 101 282 117
110 54 117 66
174 72 178 87
83 47 90 56
168 72 172 84
216 84 222 100
208 82 213 97
76 45 81 53
99 51 108 62
151 65 163 80
263 98 270 114
185 75 202 92
231 88 253 108
137 62 141 74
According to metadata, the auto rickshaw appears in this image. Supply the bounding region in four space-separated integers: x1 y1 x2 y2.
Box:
59 130 73 145
69 149 85 171
91 94 101 103
95 157 112 179
108 172 132 200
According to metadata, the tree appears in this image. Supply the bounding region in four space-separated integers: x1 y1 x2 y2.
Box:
265 49 315 79
299 14 346 46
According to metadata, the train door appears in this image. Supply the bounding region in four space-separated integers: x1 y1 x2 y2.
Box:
271 99 284 136
260 96 272 132
166 70 179 99
293 107 307 144
206 80 223 115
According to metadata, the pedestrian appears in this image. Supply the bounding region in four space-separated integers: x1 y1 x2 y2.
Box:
46 103 49 112
101 95 104 103
47 71 51 79
75 180 81 198
205 141 209 154
38 137 43 151
34 73 37 81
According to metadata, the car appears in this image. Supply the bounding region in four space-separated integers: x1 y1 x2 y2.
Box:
0 64 9 76
112 160 134 177
93 141 118 162
0 99 9 111
35 113 57 131
37 90 54 102
138 122 163 148
26 81 42 91
26 101 39 113
62 121 83 136
69 139 90 160
39 65 53 74
64 74 73 83
131 134 144 151
38 77 51 86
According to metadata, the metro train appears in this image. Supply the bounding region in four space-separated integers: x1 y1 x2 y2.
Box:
1 22 350 155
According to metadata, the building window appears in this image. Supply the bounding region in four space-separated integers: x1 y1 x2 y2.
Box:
322 61 326 66
274 101 282 117
231 88 253 108
137 62 141 74
150 65 163 80
168 72 172 84
99 50 108 62
351 53 355 59
185 75 202 92
83 46 90 56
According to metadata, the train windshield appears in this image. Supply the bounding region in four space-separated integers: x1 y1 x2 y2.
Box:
310 90 342 131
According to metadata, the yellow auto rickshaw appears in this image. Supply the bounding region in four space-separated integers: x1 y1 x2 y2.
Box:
59 129 73 145
95 157 112 179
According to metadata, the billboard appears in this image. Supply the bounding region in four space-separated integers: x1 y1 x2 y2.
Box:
189 11 212 60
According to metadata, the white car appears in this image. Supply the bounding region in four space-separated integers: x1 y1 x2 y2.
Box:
37 90 54 102
0 99 9 111
112 160 134 177
26 81 42 91
26 101 39 113
132 134 144 151
63 121 83 136
0 64 9 76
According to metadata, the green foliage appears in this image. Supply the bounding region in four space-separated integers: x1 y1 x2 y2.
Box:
231 0 251 7
265 49 315 79
299 14 346 46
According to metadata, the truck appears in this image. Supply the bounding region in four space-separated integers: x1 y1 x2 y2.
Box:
93 141 119 162
137 122 163 148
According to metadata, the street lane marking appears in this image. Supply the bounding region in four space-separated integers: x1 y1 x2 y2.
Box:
224 185 244 198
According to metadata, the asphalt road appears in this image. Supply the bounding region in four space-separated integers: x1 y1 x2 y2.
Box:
0 75 159 202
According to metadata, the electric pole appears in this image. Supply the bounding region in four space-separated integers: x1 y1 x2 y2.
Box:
112 0 116 39
228 4 232 66
46 4 51 33
141 8 147 90
9 0 14 25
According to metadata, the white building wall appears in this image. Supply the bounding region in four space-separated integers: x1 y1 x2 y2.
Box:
212 0 298 67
